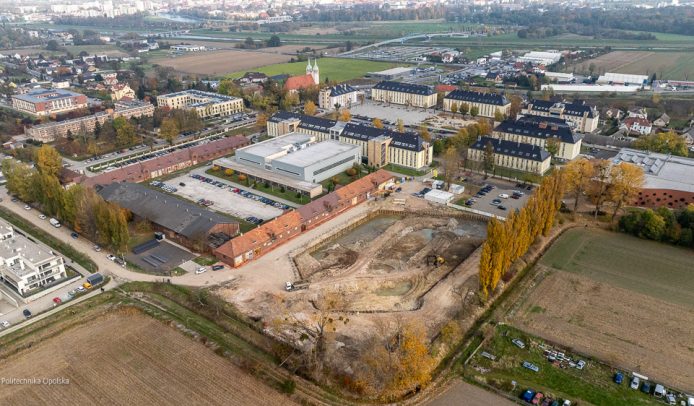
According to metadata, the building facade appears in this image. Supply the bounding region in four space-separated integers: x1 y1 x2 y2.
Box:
493 116 582 160
523 99 599 133
443 90 511 118
0 221 67 296
156 90 244 118
12 88 88 117
469 136 551 175
371 81 437 108
319 84 361 110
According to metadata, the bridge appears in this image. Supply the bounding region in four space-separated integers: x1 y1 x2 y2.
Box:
340 32 476 56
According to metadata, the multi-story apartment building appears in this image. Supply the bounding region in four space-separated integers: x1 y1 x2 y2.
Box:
523 99 599 133
493 116 582 161
443 90 511 119
156 90 244 118
25 100 155 142
371 81 437 108
0 220 67 296
319 84 361 110
12 88 88 117
469 136 551 175
267 112 433 170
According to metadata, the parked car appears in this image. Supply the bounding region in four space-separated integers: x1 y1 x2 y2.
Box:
523 361 540 372
532 392 544 405
630 377 640 390
1 320 10 328
211 265 224 271
24 205 31 210
498 205 507 210
38 214 47 220
654 384 666 398
491 199 502 206
522 389 536 403
512 338 526 349
76 286 86 293
614 372 624 384
23 309 32 318
665 393 676 405
70 232 79 239
93 245 101 252
52 297 62 304
107 254 116 261
576 360 586 370
195 267 207 274
499 193 510 199
641 381 651 394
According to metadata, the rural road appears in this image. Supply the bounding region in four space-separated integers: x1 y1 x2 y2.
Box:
425 379 517 406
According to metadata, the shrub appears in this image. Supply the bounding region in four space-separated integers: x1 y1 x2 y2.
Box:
238 174 247 182
211 165 220 171
346 167 357 176
224 168 234 176
280 379 296 394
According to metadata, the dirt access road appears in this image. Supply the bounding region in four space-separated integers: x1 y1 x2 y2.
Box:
0 311 294 406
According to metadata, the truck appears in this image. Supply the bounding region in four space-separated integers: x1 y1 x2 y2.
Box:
49 218 61 228
86 273 104 286
285 281 309 292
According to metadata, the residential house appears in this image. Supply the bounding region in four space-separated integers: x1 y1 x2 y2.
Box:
653 113 670 128
620 117 652 136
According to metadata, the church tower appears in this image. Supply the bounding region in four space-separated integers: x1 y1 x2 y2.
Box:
306 59 313 76
311 59 319 84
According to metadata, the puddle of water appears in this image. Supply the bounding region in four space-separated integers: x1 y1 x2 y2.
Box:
312 216 400 260
375 280 412 296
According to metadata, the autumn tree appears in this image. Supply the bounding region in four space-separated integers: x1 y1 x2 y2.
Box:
2 160 34 202
113 116 136 147
494 108 505 121
159 117 179 145
303 100 317 116
441 146 460 190
564 158 594 214
608 162 645 221
483 141 495 174
338 108 351 122
545 136 560 157
396 119 405 133
459 102 469 115
34 145 62 178
372 118 384 129
418 125 431 142
508 95 522 119
256 112 268 128
450 102 458 115
633 131 688 157
470 106 479 117
589 159 612 219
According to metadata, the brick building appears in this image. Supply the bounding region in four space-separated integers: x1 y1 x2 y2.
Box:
12 88 88 117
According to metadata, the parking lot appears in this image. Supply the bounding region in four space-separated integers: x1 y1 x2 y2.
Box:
350 99 437 126
166 174 284 221
463 180 532 214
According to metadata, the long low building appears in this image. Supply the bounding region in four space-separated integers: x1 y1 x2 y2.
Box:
25 100 155 142
213 169 394 267
443 89 511 119
98 182 239 251
156 90 244 118
469 136 551 175
266 111 433 170
12 88 88 117
371 81 437 108
613 148 694 209
522 99 599 133
493 116 582 161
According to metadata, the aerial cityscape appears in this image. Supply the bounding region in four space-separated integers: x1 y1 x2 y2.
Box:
0 0 692 405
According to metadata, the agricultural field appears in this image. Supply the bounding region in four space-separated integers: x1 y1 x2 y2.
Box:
465 324 661 406
226 57 408 82
150 49 291 76
0 310 294 405
565 51 694 80
512 228 694 391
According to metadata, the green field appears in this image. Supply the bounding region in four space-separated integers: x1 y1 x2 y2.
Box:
465 325 659 406
540 228 694 307
226 57 409 83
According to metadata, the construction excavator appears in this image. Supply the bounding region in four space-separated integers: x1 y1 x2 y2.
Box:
425 255 445 267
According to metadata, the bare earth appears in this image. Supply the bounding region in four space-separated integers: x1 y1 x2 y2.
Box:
426 380 515 406
152 50 290 75
513 271 694 391
0 311 294 406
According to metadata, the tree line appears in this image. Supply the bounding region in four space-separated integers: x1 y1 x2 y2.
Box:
2 146 129 252
478 171 565 299
619 205 694 248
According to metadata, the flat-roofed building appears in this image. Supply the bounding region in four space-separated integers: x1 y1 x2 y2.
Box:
597 72 648 86
319 84 361 110
156 90 243 118
12 88 88 117
469 136 551 175
493 116 582 160
523 99 599 133
518 51 562 65
443 89 511 118
0 220 67 296
371 81 437 108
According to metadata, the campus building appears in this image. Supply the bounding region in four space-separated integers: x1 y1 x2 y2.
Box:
493 116 582 161
523 99 599 133
11 88 88 117
156 90 244 118
266 112 433 170
443 90 511 119
25 100 155 142
613 148 694 209
371 81 437 108
97 182 239 251
319 84 361 110
468 136 551 175
0 220 67 296
213 169 394 268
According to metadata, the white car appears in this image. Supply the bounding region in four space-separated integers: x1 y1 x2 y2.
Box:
498 193 509 199
630 377 640 390
93 245 102 252
38 214 47 220
76 286 86 293
23 205 31 210
1 320 9 328
106 254 116 261
195 267 207 274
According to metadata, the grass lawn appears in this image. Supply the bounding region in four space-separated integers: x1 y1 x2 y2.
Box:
193 255 218 266
539 228 694 307
226 57 410 83
464 324 659 406
320 171 361 190
205 168 310 205
384 163 429 177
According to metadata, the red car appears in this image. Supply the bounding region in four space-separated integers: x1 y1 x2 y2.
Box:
52 297 62 304
532 393 544 405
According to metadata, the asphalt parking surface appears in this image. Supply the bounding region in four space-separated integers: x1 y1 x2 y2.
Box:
464 180 532 214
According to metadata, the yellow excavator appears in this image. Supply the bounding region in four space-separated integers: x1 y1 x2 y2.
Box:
426 255 445 267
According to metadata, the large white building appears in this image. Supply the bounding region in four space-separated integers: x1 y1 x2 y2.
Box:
11 88 88 117
319 84 361 110
518 51 562 66
597 72 649 87
0 220 67 296
523 99 599 133
156 90 244 118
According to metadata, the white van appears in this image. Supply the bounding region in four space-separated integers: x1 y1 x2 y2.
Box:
49 218 61 228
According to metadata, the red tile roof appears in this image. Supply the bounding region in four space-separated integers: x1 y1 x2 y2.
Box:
283 74 315 91
435 84 457 93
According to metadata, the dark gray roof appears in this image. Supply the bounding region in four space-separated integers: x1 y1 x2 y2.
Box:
528 99 596 118
496 117 581 144
471 136 550 162
269 111 337 133
97 183 237 239
341 123 425 152
328 84 358 97
373 81 435 96
444 89 509 106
